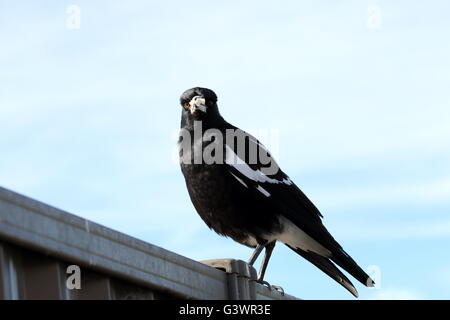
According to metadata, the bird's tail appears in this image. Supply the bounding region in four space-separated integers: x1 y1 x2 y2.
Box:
329 248 375 288
286 245 360 297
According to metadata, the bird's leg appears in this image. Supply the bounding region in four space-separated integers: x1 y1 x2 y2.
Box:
247 243 264 266
255 241 284 295
247 241 284 294
257 241 276 281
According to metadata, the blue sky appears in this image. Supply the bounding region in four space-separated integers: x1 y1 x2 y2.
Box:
1 1 450 299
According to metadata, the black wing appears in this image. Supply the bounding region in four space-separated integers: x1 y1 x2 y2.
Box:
223 127 374 293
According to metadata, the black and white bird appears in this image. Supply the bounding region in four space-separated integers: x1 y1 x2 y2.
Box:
178 87 374 297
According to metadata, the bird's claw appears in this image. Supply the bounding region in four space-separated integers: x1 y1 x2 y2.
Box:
256 279 271 288
255 280 285 296
270 285 285 295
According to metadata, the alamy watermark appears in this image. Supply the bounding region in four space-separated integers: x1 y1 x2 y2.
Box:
177 121 281 175
366 264 382 289
367 5 382 30
66 5 81 30
66 265 81 290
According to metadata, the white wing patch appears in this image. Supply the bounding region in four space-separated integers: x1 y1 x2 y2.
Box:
256 185 271 197
225 145 292 185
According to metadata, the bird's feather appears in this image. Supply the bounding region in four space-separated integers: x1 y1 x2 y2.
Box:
179 87 375 296
223 127 374 287
286 245 359 297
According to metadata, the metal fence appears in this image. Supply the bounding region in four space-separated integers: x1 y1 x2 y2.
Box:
0 186 297 300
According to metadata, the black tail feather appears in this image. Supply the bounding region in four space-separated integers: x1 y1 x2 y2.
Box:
330 249 375 288
287 245 359 297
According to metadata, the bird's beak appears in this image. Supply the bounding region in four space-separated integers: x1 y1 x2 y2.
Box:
188 96 207 114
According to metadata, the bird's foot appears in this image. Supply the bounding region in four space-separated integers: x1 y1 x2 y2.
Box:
255 280 285 296
270 285 285 295
255 279 271 288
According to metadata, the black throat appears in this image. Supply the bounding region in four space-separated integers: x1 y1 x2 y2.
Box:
180 103 226 132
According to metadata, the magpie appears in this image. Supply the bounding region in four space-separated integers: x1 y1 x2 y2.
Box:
178 87 374 297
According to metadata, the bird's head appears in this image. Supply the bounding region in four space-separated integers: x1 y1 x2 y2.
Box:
180 87 218 119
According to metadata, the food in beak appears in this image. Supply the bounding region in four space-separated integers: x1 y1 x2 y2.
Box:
189 96 207 114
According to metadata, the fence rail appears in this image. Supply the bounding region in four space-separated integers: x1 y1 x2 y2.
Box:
0 186 297 300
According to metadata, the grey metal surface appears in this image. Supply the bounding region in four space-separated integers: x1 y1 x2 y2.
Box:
0 186 227 299
201 259 298 300
70 274 113 300
0 243 21 299
255 285 298 300
0 244 8 299
0 186 298 300
20 254 68 300
201 259 256 299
